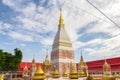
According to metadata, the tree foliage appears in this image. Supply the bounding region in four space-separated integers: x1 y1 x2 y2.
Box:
0 48 22 71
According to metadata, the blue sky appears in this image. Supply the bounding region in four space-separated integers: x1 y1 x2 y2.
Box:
0 0 120 63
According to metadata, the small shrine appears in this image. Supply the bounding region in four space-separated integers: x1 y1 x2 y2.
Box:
78 53 88 77
62 70 68 77
32 66 45 80
22 66 29 80
69 66 78 79
79 69 86 77
103 59 111 77
52 68 60 78
42 50 52 77
30 58 37 79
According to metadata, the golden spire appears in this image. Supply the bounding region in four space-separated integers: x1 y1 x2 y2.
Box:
54 69 59 74
80 52 83 62
24 66 28 71
59 8 64 26
36 66 44 74
79 52 87 66
63 70 68 77
32 54 35 62
45 49 48 61
43 49 52 66
69 66 78 79
31 57 36 68
23 66 29 80
79 69 85 77
32 66 45 80
103 59 111 76
32 55 35 64
105 59 107 65
52 68 60 78
31 57 36 73
103 59 110 69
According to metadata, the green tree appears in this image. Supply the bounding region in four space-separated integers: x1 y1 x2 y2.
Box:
14 48 23 71
0 48 23 71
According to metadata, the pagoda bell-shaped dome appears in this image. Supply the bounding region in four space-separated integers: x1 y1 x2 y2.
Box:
32 66 45 80
52 69 60 78
69 66 78 79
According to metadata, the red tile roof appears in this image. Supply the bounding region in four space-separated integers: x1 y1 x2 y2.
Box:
87 57 120 66
19 57 120 72
86 57 120 72
18 62 42 72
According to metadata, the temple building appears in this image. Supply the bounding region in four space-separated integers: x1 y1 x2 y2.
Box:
2 8 120 80
42 51 52 77
18 9 120 75
86 57 120 75
17 9 120 77
29 58 37 78
51 9 75 74
78 54 88 77
103 59 111 76
11 9 120 79
22 66 29 80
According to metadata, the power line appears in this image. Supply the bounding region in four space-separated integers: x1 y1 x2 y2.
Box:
78 7 110 24
86 0 120 29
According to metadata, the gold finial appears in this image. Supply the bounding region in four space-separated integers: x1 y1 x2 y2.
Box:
52 68 60 78
24 66 28 71
32 55 35 63
23 66 29 80
103 58 111 76
79 69 85 77
63 70 68 77
79 51 87 66
32 58 35 64
45 49 48 61
103 56 109 68
80 51 83 62
105 59 107 64
59 8 64 26
32 66 45 80
36 66 44 74
103 59 110 69
69 66 78 79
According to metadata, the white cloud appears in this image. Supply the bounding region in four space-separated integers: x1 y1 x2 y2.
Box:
21 3 36 17
2 0 23 11
40 37 53 45
18 17 38 31
0 22 12 30
1 0 120 61
8 31 33 41
20 44 26 47
84 35 120 58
